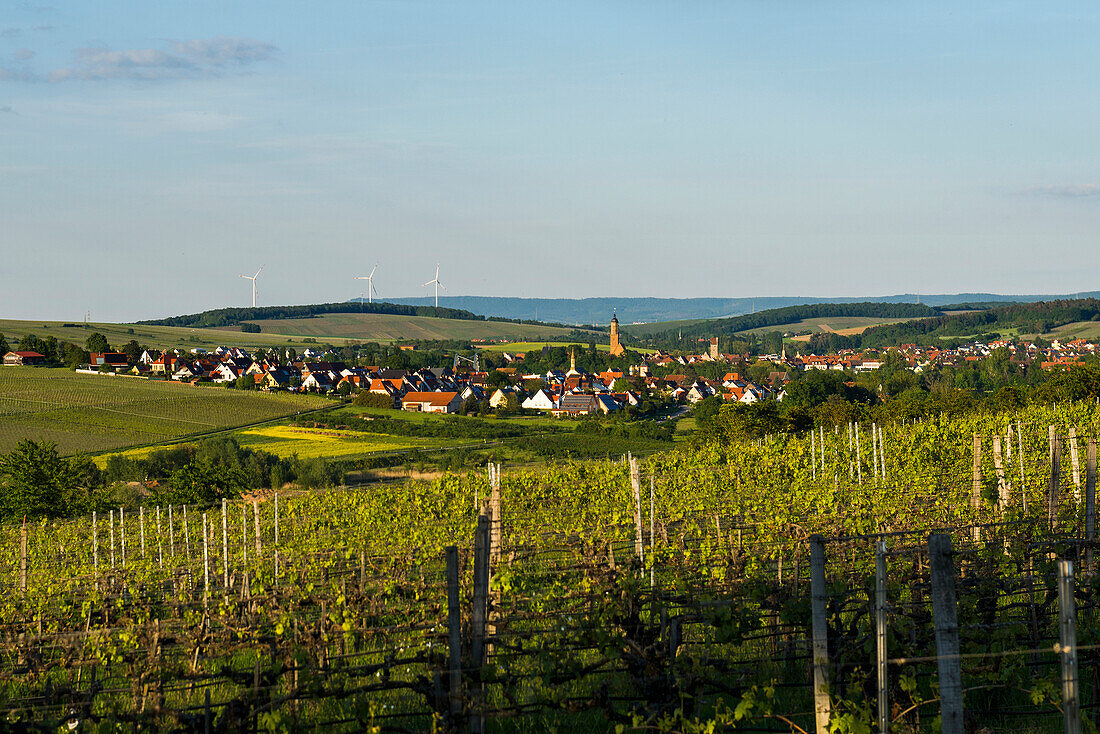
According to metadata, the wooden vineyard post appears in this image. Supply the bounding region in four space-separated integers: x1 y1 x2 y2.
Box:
470 515 490 734
650 475 656 588
929 533 963 734
92 511 98 576
168 505 174 559
856 422 862 484
972 434 982 540
871 422 878 485
812 428 816 482
19 522 27 595
809 535 831 733
630 455 643 560
1018 421 1026 514
156 506 163 568
139 506 146 559
109 509 116 569
120 507 126 568
183 505 191 558
1058 560 1082 734
1050 430 1062 531
274 492 279 547
875 540 888 734
879 424 886 482
445 546 462 724
253 501 262 559
241 501 247 566
993 435 1009 512
1088 440 1097 574
489 463 501 565
202 514 210 607
221 499 229 589
1070 427 1082 504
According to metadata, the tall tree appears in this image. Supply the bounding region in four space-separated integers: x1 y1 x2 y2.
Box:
85 332 109 354
0 440 85 520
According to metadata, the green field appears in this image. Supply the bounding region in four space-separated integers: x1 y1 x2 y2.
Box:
475 340 612 353
0 368 330 455
0 313 598 351
236 313 595 342
0 318 360 351
739 315 913 337
619 318 707 337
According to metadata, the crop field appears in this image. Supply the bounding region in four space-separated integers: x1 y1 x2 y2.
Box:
233 425 449 458
0 318 359 351
744 315 912 339
0 368 329 454
1 402 1098 730
235 313 595 342
475 340 611 353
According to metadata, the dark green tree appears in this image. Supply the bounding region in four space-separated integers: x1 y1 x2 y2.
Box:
0 440 89 520
85 332 109 353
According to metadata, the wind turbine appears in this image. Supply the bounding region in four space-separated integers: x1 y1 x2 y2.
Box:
354 264 379 304
240 265 263 308
422 263 445 308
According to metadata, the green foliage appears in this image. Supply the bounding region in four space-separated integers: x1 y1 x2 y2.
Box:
353 391 397 409
85 332 109 354
163 460 248 504
0 440 93 520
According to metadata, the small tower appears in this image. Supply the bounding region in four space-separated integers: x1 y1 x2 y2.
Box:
709 337 719 361
567 347 581 376
609 311 624 357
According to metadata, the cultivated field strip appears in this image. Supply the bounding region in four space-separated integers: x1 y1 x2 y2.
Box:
0 369 329 454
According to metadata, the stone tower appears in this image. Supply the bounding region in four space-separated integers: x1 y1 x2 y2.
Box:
609 311 624 356
709 337 719 360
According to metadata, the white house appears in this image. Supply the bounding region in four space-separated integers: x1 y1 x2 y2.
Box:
521 389 557 412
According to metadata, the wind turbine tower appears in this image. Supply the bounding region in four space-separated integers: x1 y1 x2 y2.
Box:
240 265 264 308
354 264 379 304
423 263 446 308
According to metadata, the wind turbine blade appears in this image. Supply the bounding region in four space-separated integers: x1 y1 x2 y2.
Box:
369 264 378 278
438 282 447 291
423 280 435 287
255 265 264 278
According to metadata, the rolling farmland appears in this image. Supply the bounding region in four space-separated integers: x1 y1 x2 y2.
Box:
234 312 595 342
0 368 329 454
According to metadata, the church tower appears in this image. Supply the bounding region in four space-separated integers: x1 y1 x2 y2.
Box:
609 311 624 357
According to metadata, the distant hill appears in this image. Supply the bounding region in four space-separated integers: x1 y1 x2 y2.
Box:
636 302 942 346
372 293 1100 325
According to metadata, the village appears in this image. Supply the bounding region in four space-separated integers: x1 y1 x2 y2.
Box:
4 318 1097 418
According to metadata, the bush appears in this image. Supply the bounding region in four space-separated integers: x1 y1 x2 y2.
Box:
354 391 396 409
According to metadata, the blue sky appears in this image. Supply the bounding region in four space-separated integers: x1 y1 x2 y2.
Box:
3 2 1100 321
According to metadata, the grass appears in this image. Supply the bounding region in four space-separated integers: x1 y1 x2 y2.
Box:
619 318 707 337
232 425 447 459
0 368 330 455
235 313 597 342
476 341 612 353
0 318 360 351
0 313 600 351
743 316 913 338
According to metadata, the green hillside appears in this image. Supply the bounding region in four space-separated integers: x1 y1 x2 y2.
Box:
235 313 596 342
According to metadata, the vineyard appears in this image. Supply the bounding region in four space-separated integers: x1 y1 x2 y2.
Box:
2 403 1100 732
0 369 329 454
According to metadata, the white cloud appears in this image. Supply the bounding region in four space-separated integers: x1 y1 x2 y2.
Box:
13 48 34 60
43 36 278 82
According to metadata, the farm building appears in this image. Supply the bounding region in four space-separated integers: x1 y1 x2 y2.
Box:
3 351 46 366
401 391 463 413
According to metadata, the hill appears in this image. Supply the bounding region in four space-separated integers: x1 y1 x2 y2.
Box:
636 302 941 346
230 312 597 342
373 292 1100 324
